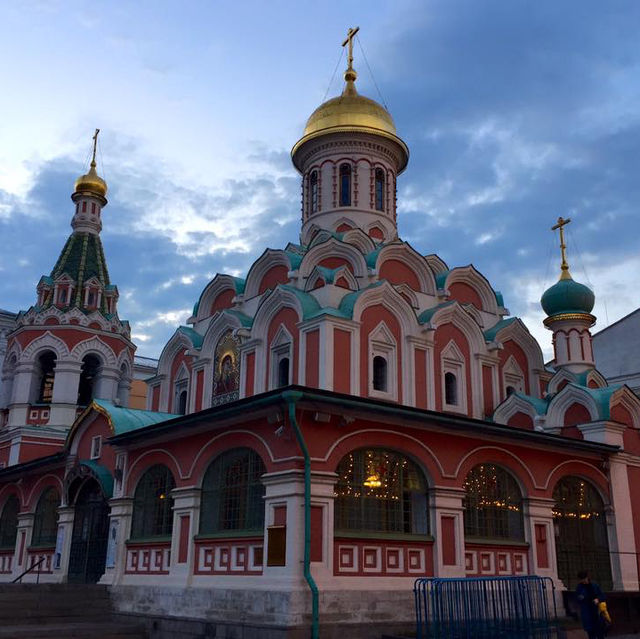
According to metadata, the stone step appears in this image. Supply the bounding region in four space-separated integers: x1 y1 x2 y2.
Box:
0 621 146 639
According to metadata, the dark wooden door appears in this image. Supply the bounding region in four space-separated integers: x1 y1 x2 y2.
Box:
68 481 109 584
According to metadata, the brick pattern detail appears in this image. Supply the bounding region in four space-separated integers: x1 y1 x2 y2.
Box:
334 538 434 577
0 550 13 573
27 407 50 425
125 542 171 574
464 543 528 576
26 548 54 574
194 538 263 575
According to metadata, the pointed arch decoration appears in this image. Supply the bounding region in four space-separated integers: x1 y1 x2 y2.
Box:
444 265 499 314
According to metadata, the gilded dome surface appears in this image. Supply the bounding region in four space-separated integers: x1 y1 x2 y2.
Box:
74 162 107 198
303 88 397 138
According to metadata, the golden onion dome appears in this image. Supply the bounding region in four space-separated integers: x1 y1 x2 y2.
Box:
292 68 409 173
303 81 397 138
74 160 108 198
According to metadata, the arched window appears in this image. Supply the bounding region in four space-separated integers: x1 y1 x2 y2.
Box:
372 355 388 392
77 354 101 406
36 351 57 404
463 464 524 541
131 465 176 539
177 390 187 415
445 372 458 405
553 476 612 590
200 448 266 535
0 495 19 548
277 357 290 388
58 288 67 305
506 385 516 397
335 449 428 535
339 163 352 206
32 487 60 546
375 168 385 211
310 170 318 214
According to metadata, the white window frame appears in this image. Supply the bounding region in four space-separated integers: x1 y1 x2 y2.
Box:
173 362 190 414
441 340 467 414
502 355 525 397
368 322 398 401
90 435 102 460
270 325 293 390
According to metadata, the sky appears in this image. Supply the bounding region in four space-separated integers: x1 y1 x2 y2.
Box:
1 0 639 361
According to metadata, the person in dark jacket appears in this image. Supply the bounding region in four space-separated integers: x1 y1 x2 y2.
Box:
575 570 607 639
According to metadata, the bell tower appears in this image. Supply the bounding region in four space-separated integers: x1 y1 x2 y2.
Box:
291 28 409 245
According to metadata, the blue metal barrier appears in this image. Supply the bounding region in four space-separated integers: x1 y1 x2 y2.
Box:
414 575 558 639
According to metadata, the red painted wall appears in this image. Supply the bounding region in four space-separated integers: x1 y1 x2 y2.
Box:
499 340 530 395
209 289 235 316
414 348 427 409
433 323 471 414
507 411 534 430
245 352 255 397
305 330 319 388
441 516 456 565
448 282 483 309
258 265 289 295
378 259 421 291
333 329 351 394
359 305 402 402
151 385 160 411
482 365 494 418
266 308 299 388
319 257 353 272
563 403 590 439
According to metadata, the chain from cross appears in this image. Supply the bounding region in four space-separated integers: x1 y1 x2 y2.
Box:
342 26 360 71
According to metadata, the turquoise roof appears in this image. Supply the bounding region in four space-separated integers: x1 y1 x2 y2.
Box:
224 309 253 327
78 459 114 498
284 251 303 270
279 284 322 319
38 275 53 286
494 290 505 307
512 392 549 416
417 301 454 325
484 317 517 342
337 282 385 318
93 399 176 435
177 325 203 348
365 246 384 269
435 271 450 289
541 276 595 317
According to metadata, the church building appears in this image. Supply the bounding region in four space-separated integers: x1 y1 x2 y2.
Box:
0 31 639 639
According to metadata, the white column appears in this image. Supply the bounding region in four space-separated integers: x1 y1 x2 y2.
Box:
50 359 82 426
95 366 120 401
11 513 34 580
432 487 466 578
167 487 200 586
6 362 35 427
100 497 133 586
53 506 75 582
261 470 307 589
606 457 639 590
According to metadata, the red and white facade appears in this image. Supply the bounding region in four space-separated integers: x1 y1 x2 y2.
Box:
0 46 639 638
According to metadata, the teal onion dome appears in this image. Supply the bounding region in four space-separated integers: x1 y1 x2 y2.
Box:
541 276 595 317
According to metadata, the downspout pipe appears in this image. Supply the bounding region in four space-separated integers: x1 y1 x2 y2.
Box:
283 390 319 639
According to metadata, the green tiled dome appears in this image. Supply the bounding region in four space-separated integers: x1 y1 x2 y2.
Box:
541 277 594 317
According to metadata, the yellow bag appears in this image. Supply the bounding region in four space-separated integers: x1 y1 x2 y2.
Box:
598 601 612 625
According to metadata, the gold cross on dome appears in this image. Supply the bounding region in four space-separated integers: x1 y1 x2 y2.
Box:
91 128 100 167
342 26 360 72
551 216 572 279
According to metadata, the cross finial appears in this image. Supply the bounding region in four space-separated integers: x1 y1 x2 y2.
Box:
91 128 100 167
551 216 572 280
342 26 360 85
